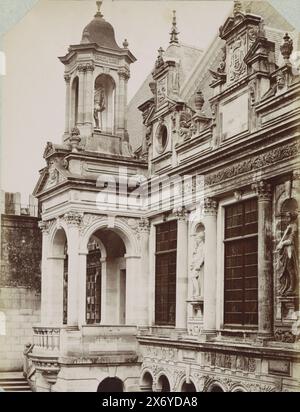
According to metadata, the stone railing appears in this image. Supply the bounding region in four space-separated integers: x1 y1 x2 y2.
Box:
33 326 61 354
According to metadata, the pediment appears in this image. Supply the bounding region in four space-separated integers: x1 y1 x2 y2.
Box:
33 162 68 196
244 37 274 63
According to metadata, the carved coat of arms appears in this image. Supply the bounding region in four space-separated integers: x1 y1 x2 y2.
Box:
229 37 247 82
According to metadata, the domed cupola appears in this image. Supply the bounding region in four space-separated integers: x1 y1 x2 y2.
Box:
81 1 122 50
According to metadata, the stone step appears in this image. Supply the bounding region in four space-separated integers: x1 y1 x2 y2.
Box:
0 371 31 392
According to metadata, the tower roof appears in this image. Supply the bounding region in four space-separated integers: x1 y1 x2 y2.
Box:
81 1 122 50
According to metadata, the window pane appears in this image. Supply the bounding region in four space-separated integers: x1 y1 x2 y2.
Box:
224 200 258 327
86 248 102 324
155 222 177 326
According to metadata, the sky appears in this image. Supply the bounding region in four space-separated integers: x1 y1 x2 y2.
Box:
0 0 298 202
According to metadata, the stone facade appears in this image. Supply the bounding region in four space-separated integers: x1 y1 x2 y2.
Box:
0 191 41 371
21 1 300 392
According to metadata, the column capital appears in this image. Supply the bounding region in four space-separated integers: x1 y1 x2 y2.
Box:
77 64 86 73
85 62 95 72
63 211 83 227
173 206 188 221
293 169 300 180
64 74 71 83
138 217 150 233
38 220 50 234
252 180 272 201
118 67 130 81
202 197 218 215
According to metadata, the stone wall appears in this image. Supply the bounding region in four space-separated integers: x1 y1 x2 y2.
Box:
0 192 41 371
0 287 40 371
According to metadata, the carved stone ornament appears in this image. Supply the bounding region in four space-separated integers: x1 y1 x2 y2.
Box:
280 33 293 63
63 211 83 227
155 47 165 70
191 227 205 299
43 142 54 159
252 180 272 201
46 160 59 187
173 206 188 220
276 211 299 297
202 197 218 215
194 90 205 112
205 140 300 186
274 328 298 343
228 35 247 83
138 217 150 233
38 220 50 233
249 79 256 106
70 127 81 152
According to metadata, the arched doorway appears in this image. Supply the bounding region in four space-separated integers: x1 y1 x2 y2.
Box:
157 375 170 392
97 377 123 392
140 372 153 392
86 229 126 325
181 380 196 392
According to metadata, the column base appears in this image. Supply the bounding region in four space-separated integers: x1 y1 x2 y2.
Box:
254 332 273 346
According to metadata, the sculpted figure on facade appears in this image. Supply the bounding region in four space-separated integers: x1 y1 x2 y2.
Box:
190 225 205 298
276 211 299 296
94 85 106 129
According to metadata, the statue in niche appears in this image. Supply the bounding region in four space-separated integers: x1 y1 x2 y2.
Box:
276 211 299 296
190 226 205 299
94 85 106 130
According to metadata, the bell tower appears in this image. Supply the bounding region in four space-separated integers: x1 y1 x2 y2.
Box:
59 1 136 155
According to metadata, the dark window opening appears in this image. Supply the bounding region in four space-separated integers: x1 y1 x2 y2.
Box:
224 199 258 327
86 245 102 324
155 221 177 326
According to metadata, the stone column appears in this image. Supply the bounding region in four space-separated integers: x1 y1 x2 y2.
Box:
252 180 273 338
202 197 218 335
77 65 85 125
125 255 140 325
148 222 156 326
100 257 107 324
64 74 71 137
84 63 94 127
174 207 189 331
77 251 87 326
137 218 150 326
38 221 50 324
117 68 130 139
64 212 82 327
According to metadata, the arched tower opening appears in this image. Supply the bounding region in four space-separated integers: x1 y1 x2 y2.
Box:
94 74 115 134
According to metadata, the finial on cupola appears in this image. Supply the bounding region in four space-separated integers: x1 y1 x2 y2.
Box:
170 10 179 44
95 1 103 18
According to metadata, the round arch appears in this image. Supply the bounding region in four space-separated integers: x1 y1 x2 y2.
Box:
48 219 69 256
94 73 116 133
231 385 247 392
140 370 154 392
179 378 197 392
80 217 140 257
156 374 171 392
207 382 226 392
97 377 123 392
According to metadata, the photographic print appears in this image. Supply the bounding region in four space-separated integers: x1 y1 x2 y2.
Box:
0 0 300 395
